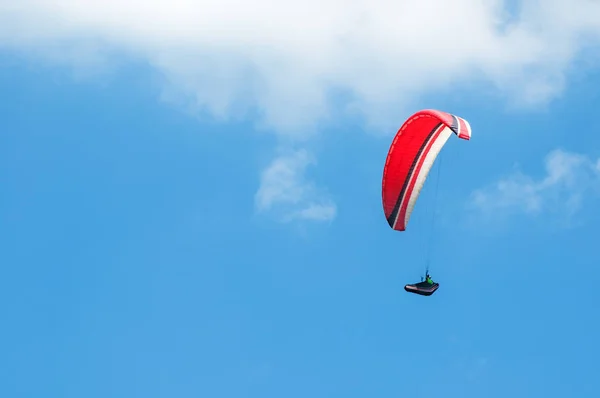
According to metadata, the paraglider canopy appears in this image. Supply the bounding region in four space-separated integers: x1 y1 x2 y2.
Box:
382 109 471 232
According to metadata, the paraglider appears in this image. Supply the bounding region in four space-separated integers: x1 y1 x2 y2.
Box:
404 272 439 296
381 109 471 296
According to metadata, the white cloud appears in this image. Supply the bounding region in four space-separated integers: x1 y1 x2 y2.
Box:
471 149 600 220
255 149 336 222
2 0 600 134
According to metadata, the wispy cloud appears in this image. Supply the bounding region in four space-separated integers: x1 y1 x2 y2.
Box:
255 149 336 222
470 149 600 222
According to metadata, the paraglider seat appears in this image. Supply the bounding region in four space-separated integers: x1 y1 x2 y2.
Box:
404 281 439 296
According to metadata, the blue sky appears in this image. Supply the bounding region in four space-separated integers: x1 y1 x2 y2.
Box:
2 2 600 398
